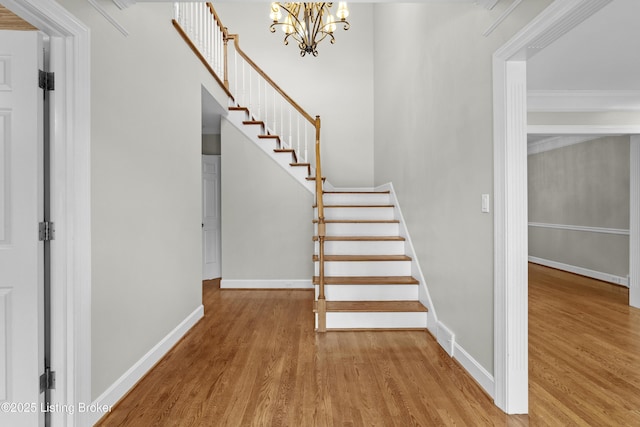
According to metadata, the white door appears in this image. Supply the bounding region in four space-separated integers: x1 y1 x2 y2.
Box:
0 31 45 426
202 155 221 279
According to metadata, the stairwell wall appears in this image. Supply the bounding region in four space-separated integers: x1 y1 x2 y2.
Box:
55 0 226 402
220 118 314 283
211 3 375 188
372 1 552 376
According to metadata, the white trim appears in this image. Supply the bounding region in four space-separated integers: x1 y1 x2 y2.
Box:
1 1 92 426
528 90 640 112
528 222 629 236
436 321 455 357
529 256 629 287
88 305 204 426
375 182 438 336
220 279 313 289
475 0 500 10
453 343 495 398
529 125 640 135
630 136 640 307
493 0 611 414
87 0 129 36
527 135 603 155
483 0 524 37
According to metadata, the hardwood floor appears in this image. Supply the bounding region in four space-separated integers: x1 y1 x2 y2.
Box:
528 263 640 426
97 266 640 426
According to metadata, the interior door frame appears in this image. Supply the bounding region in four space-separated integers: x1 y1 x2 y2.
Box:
492 0 613 414
202 154 221 280
1 1 91 426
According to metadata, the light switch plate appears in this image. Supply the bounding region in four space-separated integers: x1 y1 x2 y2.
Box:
482 194 490 213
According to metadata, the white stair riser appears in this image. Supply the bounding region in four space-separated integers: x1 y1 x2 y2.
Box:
315 312 428 329
315 207 395 221
314 260 411 276
316 222 399 236
323 193 391 205
315 240 405 255
315 285 419 301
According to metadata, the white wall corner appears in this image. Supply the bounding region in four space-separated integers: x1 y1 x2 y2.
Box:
436 321 455 357
88 305 204 426
528 90 640 112
453 343 495 399
376 182 438 335
220 279 313 289
630 136 640 307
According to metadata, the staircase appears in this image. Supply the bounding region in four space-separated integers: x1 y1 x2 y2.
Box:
226 106 320 191
174 2 430 332
313 190 428 330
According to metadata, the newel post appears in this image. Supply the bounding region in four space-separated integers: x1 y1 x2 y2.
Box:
223 27 229 89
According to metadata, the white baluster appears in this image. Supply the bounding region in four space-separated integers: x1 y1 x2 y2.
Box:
289 107 292 151
296 115 300 160
304 122 308 163
233 49 238 102
272 87 276 136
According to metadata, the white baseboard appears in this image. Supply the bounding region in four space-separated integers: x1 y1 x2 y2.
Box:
453 343 495 399
89 305 204 425
529 256 629 287
220 279 313 289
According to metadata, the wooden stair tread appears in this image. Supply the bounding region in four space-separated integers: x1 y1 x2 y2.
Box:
306 176 326 181
313 219 399 224
229 106 248 112
313 205 394 208
313 276 419 285
259 134 280 139
243 120 264 126
313 255 411 262
324 191 390 194
312 236 405 241
314 300 427 313
291 163 311 167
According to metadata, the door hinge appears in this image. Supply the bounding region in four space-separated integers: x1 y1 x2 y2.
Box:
39 221 55 241
40 368 56 393
38 70 55 91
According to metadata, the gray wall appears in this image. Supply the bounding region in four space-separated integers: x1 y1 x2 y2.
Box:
57 0 225 400
211 3 375 187
528 136 630 278
372 0 552 373
203 133 221 155
221 119 313 280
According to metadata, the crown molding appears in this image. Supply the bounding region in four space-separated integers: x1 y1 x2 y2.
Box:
476 0 500 10
527 134 604 155
112 0 136 10
528 90 640 112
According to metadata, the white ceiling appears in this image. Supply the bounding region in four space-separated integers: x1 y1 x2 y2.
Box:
527 0 640 91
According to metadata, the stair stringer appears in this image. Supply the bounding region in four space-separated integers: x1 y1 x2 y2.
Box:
225 108 334 194
374 182 439 337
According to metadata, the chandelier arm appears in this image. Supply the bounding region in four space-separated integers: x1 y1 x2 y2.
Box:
311 3 327 44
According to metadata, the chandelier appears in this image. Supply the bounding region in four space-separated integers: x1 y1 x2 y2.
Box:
269 2 350 57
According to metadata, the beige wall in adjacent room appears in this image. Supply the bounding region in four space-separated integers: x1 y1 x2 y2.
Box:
372 0 552 373
528 136 630 278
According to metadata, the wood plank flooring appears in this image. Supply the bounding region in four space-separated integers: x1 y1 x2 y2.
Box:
97 265 640 426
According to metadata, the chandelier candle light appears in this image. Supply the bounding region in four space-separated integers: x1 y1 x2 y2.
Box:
269 2 350 57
